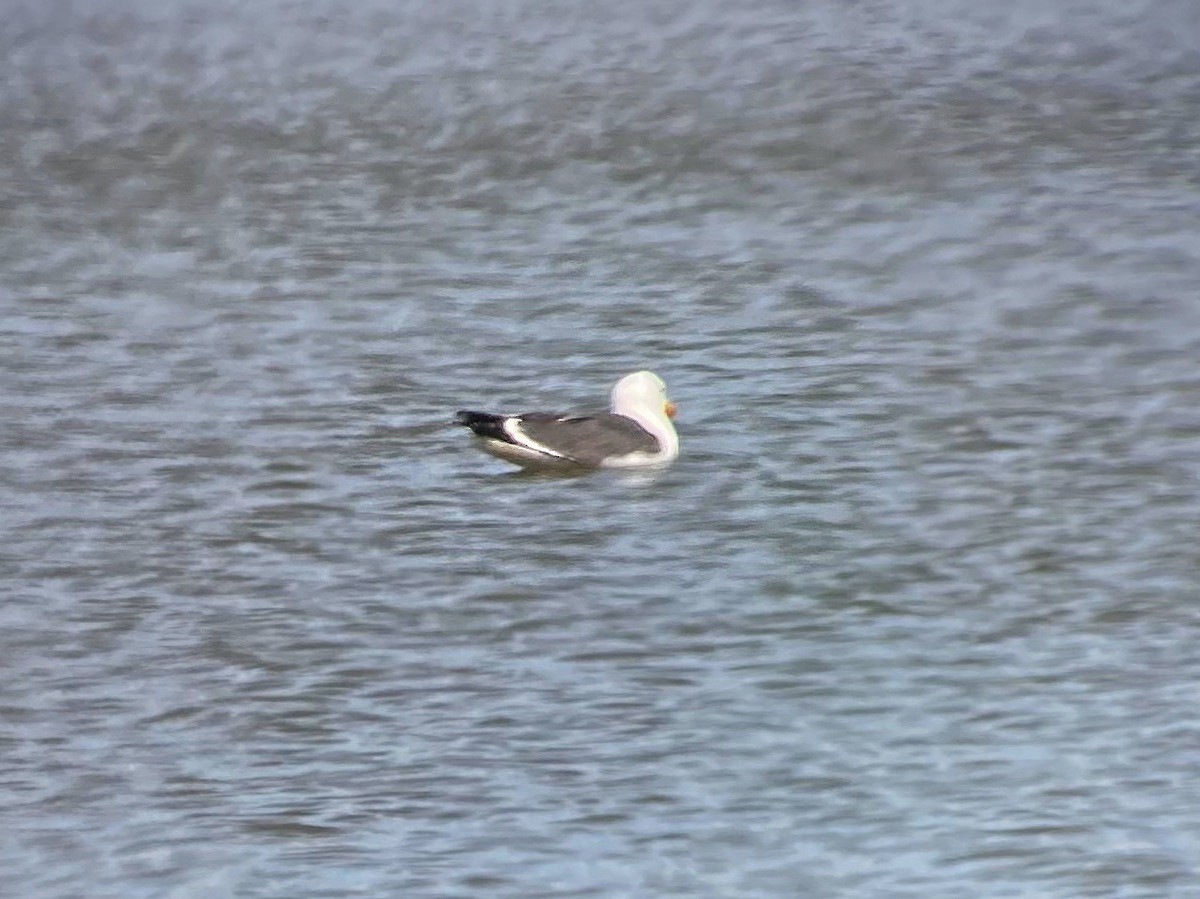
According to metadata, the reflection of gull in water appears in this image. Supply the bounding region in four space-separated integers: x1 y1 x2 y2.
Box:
454 371 679 471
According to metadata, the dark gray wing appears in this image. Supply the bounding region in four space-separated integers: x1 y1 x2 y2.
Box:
515 412 659 465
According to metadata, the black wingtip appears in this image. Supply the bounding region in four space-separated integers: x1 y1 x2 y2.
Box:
454 411 511 441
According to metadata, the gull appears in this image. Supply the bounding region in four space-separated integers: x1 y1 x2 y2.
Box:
455 371 679 469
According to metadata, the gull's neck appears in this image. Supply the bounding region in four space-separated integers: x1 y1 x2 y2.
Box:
614 400 679 462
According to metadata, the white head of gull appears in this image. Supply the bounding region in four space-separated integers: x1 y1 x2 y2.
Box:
455 370 679 470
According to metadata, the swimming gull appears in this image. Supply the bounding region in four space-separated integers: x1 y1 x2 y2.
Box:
455 370 679 469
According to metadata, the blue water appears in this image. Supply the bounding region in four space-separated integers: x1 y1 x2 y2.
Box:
3 1 1200 896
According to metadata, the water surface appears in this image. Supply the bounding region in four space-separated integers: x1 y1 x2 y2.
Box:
3 1 1200 896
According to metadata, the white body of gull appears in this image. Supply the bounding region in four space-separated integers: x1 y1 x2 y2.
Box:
455 371 678 470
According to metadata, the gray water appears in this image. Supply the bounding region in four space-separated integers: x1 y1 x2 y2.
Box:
3 1 1200 896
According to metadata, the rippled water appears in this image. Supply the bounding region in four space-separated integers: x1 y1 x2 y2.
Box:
3 1 1200 896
